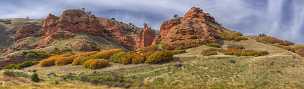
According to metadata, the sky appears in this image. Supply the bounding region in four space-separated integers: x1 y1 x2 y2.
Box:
0 0 303 43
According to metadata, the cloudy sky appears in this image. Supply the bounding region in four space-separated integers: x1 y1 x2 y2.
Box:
1 0 303 43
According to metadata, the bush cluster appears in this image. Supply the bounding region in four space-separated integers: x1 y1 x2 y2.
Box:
201 48 221 56
3 70 30 78
83 59 110 69
115 52 145 65
255 34 294 46
22 51 49 59
39 56 57 67
38 49 123 69
110 52 127 63
85 49 123 60
71 51 98 65
4 61 38 69
145 51 174 64
206 43 222 48
220 31 248 41
224 49 269 57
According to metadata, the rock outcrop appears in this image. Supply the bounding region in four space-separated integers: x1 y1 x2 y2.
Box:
39 9 156 50
39 9 105 48
14 23 41 41
157 7 221 49
136 23 156 48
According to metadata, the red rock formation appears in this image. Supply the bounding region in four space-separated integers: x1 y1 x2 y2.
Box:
158 7 221 49
14 24 41 41
36 9 157 50
136 23 155 48
98 17 138 49
38 9 105 48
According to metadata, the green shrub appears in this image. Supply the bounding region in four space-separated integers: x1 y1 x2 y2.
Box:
4 61 38 69
170 50 186 55
83 59 110 69
201 48 220 56
110 52 127 63
4 64 20 69
22 51 49 59
226 44 245 50
31 72 40 82
146 51 174 64
18 61 38 68
220 31 248 41
206 43 221 48
224 49 269 57
3 70 30 78
255 34 294 46
119 53 133 65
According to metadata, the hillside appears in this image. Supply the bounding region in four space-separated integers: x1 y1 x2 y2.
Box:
0 7 304 89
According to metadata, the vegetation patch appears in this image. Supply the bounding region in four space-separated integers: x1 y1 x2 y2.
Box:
22 51 49 59
220 31 248 41
201 48 222 56
83 59 110 69
2 70 30 78
146 51 174 64
4 61 38 69
255 34 294 46
206 43 222 48
223 49 269 57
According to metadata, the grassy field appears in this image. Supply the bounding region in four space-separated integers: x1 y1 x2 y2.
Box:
1 39 304 89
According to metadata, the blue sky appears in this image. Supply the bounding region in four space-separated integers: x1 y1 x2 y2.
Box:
1 0 304 43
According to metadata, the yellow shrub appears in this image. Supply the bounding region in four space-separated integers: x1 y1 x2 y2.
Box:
72 51 98 65
110 52 127 63
83 59 110 69
131 53 145 64
146 51 174 64
39 53 75 67
88 49 123 59
224 49 269 57
119 53 133 65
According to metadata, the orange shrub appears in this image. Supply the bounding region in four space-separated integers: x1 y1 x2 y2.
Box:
55 56 74 66
131 53 145 64
39 53 75 67
145 51 174 64
72 51 98 65
87 49 123 59
83 59 110 69
39 57 56 67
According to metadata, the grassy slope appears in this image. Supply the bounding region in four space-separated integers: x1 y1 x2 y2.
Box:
1 39 304 89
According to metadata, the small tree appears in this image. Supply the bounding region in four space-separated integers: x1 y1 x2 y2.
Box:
173 14 179 19
31 71 40 82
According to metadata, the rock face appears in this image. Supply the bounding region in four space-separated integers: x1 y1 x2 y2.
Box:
39 9 155 50
39 9 105 48
136 23 156 48
14 24 41 41
43 9 104 36
158 7 221 49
